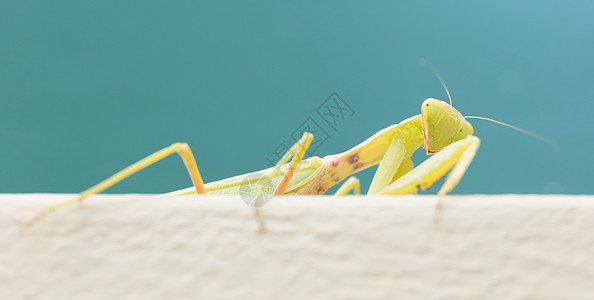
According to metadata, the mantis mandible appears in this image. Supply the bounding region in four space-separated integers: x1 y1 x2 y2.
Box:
23 67 544 232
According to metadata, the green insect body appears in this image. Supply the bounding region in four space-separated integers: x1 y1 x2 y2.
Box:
24 97 488 230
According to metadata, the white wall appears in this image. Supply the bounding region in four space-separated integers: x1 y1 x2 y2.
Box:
2 194 593 300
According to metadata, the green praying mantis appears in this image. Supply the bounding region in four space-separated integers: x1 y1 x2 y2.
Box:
23 66 547 232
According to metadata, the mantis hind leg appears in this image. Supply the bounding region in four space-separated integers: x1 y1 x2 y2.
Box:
22 143 206 230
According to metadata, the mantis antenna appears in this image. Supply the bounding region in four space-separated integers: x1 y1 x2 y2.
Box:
420 58 453 106
464 115 557 147
419 59 555 148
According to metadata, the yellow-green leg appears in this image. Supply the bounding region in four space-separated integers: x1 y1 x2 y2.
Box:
377 136 480 196
254 132 314 233
333 177 361 196
368 135 480 220
271 133 314 196
367 133 408 195
22 143 206 230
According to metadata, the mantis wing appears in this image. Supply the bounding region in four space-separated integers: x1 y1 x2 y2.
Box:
163 156 324 196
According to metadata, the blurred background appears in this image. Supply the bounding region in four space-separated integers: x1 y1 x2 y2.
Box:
1 1 592 194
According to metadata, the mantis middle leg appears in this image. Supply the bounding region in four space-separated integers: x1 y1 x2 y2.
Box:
253 132 314 233
22 133 314 231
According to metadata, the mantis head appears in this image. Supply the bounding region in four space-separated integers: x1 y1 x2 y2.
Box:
420 98 473 154
418 60 553 154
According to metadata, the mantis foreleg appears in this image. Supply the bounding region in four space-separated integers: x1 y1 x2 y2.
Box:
366 135 480 220
377 136 480 196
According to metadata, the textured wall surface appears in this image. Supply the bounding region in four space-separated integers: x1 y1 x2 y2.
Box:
2 194 593 300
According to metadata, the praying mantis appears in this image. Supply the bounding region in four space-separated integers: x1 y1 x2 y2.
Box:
22 68 543 232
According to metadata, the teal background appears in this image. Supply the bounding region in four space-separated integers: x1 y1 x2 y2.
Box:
1 1 592 194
